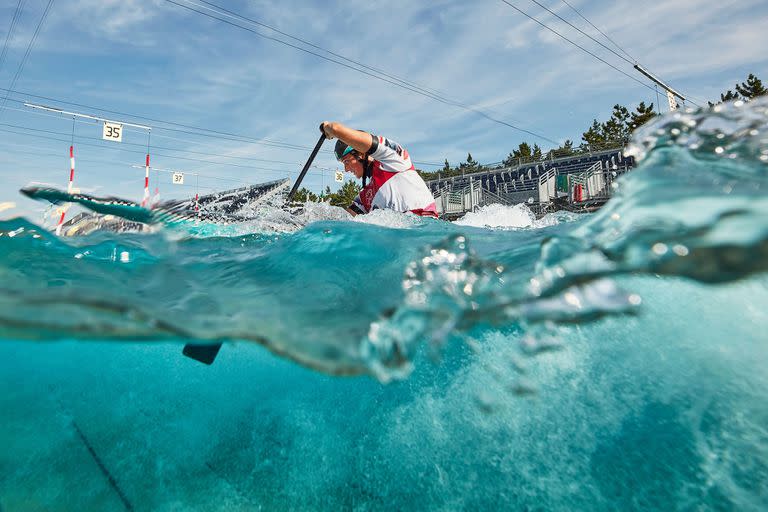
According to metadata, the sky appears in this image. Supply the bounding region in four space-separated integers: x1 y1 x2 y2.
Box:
0 0 766 220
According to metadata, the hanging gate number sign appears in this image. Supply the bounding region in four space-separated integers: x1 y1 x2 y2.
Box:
102 121 123 142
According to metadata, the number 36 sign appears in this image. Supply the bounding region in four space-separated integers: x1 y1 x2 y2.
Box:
102 121 123 142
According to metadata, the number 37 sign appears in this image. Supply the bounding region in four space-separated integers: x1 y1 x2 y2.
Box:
102 121 123 142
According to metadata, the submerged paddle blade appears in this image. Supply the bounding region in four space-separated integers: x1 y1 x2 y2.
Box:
182 343 222 365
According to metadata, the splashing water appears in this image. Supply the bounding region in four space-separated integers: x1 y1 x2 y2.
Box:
1 99 767 510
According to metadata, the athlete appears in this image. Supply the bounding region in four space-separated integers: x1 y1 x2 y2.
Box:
320 121 438 218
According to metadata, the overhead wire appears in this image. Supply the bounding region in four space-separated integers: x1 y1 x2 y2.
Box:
194 0 449 100
498 0 702 107
0 0 27 76
0 91 444 166
0 123 295 175
2 102 313 166
1 86 444 166
558 0 636 62
528 0 637 66
553 0 705 107
0 0 55 116
163 0 560 145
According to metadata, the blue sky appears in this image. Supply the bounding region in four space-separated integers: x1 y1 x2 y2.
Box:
1 0 766 220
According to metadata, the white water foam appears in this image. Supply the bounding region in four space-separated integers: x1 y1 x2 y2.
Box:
453 203 536 229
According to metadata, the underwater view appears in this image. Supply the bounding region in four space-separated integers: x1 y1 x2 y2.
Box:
1 100 767 510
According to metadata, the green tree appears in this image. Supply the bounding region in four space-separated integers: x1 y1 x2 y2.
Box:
709 73 767 106
513 142 533 160
710 89 740 107
628 101 657 132
547 139 575 159
602 104 630 144
459 153 480 175
327 180 361 208
735 73 767 99
292 187 318 202
502 151 519 167
532 143 543 161
581 119 605 150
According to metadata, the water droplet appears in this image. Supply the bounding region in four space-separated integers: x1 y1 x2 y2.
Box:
734 100 745 107
715 147 725 154
611 213 621 221
120 251 131 263
670 128 681 136
652 243 668 255
672 244 690 256
564 292 581 308
628 294 642 306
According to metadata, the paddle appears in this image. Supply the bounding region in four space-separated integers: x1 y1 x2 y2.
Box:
182 131 327 365
287 131 327 202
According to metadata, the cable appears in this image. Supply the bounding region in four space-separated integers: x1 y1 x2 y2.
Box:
528 0 636 66
0 124 297 175
559 0 636 62
3 102 307 165
0 0 55 116
0 87 314 151
193 0 460 104
163 0 560 144
0 93 445 166
498 0 701 107
0 0 26 76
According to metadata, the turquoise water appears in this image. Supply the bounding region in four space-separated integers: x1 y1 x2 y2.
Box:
1 100 767 510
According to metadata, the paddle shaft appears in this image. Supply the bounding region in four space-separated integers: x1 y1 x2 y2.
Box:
286 133 327 202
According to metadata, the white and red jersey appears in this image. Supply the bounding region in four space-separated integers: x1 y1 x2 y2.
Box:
350 135 437 217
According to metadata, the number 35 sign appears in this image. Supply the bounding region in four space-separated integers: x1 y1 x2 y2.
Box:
102 121 123 142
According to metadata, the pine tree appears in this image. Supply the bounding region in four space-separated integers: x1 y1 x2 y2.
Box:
502 152 518 167
293 187 318 202
512 142 533 161
459 153 479 175
532 143 542 160
602 104 630 145
581 119 605 150
327 180 361 207
735 73 767 99
628 102 657 132
442 159 451 174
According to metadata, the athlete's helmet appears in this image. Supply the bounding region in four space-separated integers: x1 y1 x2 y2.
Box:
334 139 356 161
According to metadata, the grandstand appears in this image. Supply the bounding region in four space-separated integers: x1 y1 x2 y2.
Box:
425 147 635 218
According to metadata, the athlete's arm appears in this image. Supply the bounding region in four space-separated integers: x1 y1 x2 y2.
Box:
321 121 373 155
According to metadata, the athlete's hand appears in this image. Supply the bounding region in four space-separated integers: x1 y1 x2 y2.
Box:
319 121 335 140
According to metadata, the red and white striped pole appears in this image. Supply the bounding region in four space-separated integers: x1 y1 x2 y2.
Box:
141 153 150 207
55 145 75 235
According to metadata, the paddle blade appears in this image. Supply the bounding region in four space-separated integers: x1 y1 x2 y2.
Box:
182 343 222 365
